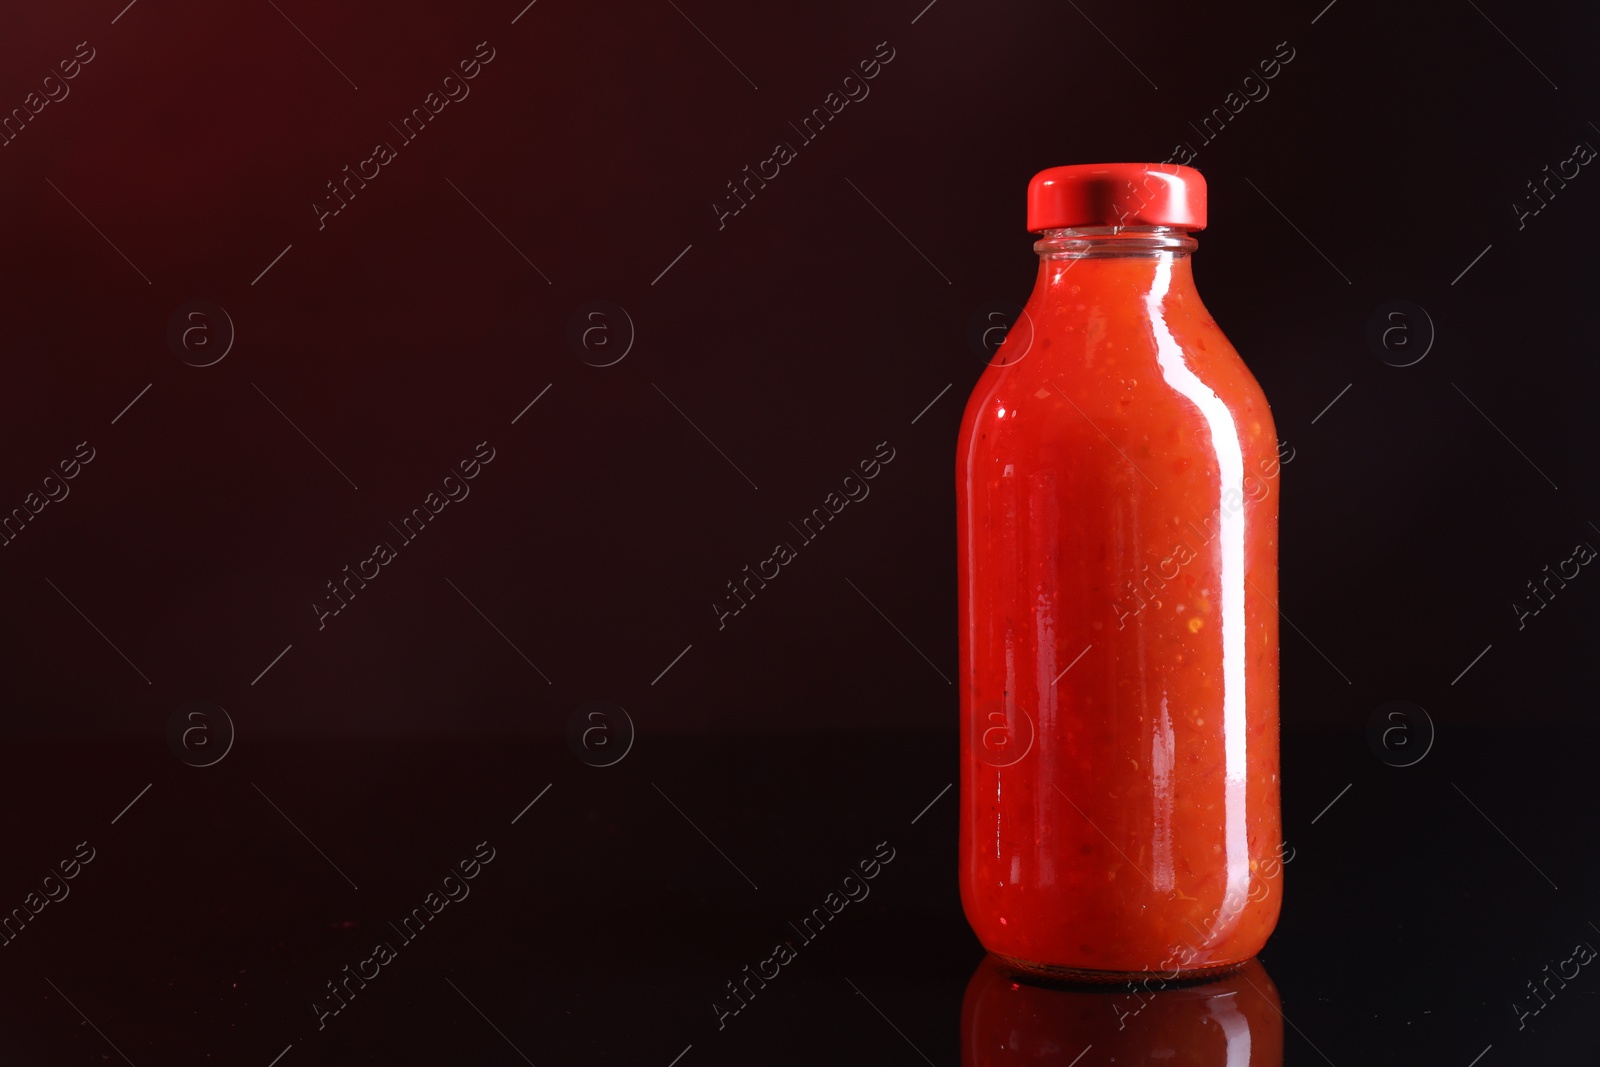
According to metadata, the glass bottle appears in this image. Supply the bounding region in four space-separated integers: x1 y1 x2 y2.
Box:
956 164 1283 979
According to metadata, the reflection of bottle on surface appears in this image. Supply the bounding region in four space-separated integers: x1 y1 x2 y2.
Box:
962 953 1283 1067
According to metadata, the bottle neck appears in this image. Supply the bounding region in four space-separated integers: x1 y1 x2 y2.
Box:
1031 225 1200 303
1033 225 1198 259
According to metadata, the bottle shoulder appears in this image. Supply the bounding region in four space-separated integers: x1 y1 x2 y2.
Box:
957 295 1277 469
971 298 1268 413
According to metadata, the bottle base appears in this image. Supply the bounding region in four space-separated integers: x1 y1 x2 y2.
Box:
994 952 1251 987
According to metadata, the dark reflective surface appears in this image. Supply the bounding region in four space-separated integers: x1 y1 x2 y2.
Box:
0 725 1589 1065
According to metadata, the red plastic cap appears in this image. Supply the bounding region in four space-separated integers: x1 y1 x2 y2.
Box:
1027 163 1207 232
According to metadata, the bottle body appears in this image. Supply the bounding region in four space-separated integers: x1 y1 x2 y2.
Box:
956 227 1282 977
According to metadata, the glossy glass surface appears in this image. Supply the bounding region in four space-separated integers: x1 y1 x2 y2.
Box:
957 228 1282 976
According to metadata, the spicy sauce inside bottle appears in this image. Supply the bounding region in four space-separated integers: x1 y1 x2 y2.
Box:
956 164 1282 978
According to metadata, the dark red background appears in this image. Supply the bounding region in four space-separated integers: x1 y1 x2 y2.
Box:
1 0 1596 738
